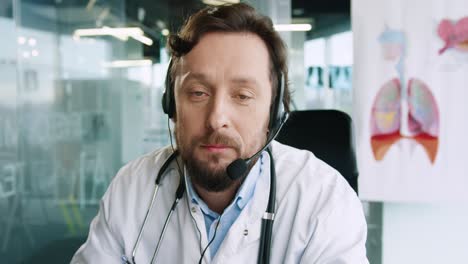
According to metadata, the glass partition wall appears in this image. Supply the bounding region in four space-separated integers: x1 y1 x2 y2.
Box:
1 0 170 262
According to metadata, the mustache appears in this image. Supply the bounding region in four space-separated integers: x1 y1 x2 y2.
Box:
200 133 241 148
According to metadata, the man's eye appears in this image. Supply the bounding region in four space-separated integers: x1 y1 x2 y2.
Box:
192 91 205 97
188 90 208 100
238 94 251 100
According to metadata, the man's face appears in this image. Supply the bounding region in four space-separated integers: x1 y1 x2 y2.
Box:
174 32 272 192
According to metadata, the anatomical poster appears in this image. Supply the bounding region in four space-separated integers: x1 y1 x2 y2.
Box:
353 0 468 202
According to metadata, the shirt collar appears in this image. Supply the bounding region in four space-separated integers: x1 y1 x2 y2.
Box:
184 153 264 216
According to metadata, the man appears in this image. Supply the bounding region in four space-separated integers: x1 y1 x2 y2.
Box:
72 3 368 264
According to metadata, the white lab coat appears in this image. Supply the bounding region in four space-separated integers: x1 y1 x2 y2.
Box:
71 141 369 264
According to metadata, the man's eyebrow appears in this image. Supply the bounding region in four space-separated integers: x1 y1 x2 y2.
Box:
230 77 261 87
182 72 210 82
181 73 261 87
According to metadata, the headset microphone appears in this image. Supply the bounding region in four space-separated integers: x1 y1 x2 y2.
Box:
226 113 289 180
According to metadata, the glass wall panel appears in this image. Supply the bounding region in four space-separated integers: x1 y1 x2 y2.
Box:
303 31 353 114
1 0 169 262
1 0 21 261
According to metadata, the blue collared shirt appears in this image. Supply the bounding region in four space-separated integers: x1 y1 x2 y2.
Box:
185 153 264 259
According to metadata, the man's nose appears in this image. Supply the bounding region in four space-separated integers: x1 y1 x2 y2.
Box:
206 95 230 131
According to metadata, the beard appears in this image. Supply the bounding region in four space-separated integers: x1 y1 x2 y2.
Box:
176 129 245 192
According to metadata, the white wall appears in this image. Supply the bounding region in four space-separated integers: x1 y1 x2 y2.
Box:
351 0 468 262
383 203 468 264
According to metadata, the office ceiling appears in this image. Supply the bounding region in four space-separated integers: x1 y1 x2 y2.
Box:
125 0 351 41
126 0 351 37
13 0 349 39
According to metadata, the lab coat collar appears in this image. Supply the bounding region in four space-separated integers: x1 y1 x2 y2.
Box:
211 150 271 262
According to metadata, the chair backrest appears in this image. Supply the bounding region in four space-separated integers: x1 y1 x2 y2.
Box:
276 110 359 193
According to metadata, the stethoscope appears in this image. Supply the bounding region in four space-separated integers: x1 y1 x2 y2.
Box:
123 147 277 264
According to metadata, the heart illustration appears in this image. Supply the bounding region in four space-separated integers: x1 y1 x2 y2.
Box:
438 17 468 55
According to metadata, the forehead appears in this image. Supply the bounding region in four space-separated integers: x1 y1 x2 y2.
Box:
178 32 271 86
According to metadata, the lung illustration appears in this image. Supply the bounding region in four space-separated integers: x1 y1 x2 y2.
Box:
370 78 439 163
371 78 401 136
407 79 439 137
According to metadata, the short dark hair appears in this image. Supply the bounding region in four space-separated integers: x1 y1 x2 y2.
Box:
166 3 291 112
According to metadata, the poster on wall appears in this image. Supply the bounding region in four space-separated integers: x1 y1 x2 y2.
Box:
353 0 468 202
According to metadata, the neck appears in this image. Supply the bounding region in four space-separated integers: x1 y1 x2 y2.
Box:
193 181 241 214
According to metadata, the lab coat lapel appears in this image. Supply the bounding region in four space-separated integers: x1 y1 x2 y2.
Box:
212 153 271 262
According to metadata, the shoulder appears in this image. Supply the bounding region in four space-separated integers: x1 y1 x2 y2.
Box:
271 140 359 216
100 146 176 223
109 146 174 190
270 141 367 261
271 140 346 193
100 147 179 238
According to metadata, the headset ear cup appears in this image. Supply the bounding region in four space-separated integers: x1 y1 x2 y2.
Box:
269 73 285 132
162 92 170 116
162 93 167 113
162 60 176 118
162 89 175 119
167 90 175 119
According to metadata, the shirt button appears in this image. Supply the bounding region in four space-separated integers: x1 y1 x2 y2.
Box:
191 206 197 213
243 229 249 236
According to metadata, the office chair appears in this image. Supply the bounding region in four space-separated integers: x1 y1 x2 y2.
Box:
276 110 359 193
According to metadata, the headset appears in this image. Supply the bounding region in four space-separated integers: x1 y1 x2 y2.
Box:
125 56 288 264
162 58 287 137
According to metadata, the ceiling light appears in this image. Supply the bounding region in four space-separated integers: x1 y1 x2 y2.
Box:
18 36 26 45
103 59 152 68
97 7 110 22
292 8 305 16
138 7 146 22
202 0 239 6
131 34 153 46
73 27 153 46
31 50 39 57
156 20 166 29
274 24 312 32
74 27 143 37
86 0 97 10
28 38 37 46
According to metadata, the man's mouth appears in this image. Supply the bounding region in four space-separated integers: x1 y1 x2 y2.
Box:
201 144 232 152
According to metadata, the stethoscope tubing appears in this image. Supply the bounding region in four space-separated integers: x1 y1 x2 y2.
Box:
129 149 275 264
258 147 276 264
130 152 179 264
131 183 160 263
